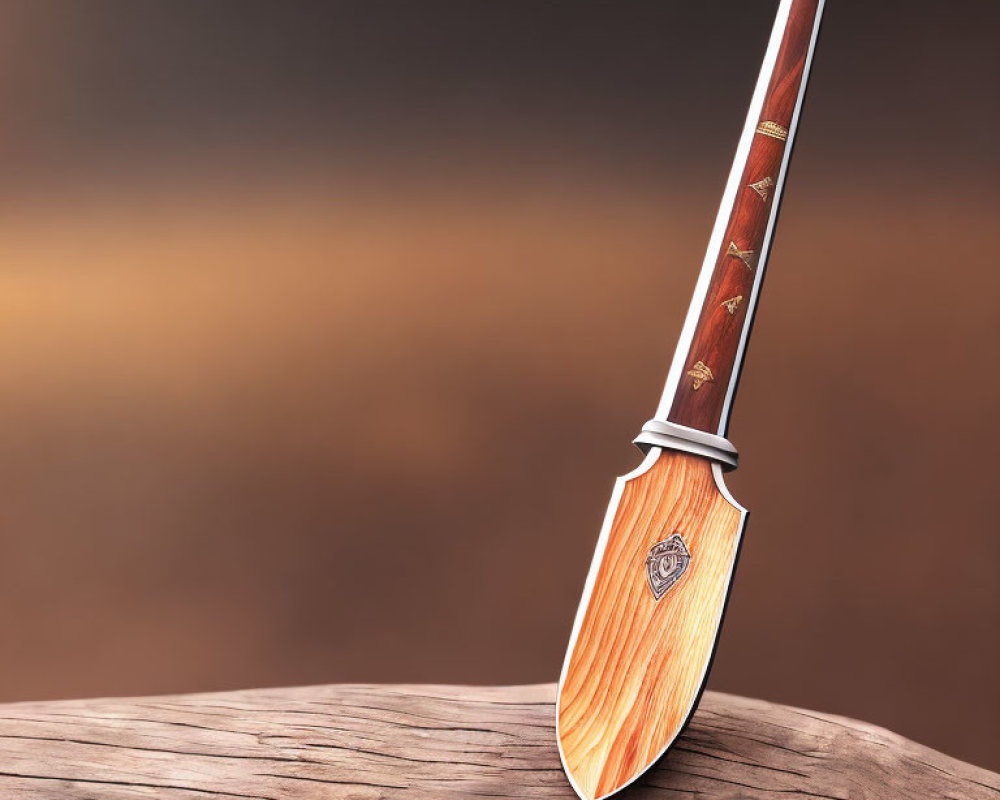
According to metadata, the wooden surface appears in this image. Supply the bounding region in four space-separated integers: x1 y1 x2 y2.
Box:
558 449 744 798
668 0 822 433
0 682 995 799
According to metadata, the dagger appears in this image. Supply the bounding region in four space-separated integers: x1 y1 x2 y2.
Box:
556 1 826 797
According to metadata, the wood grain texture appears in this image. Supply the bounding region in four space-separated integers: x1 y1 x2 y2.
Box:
558 449 745 799
667 0 822 433
0 683 995 799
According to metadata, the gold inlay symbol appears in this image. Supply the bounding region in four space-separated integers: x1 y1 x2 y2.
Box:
756 120 788 141
749 176 775 201
726 241 758 270
721 295 743 315
687 361 714 390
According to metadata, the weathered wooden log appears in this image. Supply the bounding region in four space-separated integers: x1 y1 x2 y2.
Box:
0 683 994 799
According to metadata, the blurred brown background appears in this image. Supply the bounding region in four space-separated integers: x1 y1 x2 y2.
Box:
0 0 997 772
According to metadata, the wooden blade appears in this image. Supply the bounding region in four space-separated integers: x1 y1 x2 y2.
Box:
557 448 746 799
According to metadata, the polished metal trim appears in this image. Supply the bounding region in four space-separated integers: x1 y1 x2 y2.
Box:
633 419 738 471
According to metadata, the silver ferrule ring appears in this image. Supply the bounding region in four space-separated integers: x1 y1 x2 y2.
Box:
633 419 738 471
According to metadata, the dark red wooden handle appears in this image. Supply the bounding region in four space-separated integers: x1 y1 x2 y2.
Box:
667 0 821 434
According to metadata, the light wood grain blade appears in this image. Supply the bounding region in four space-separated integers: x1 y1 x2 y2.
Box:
557 448 746 799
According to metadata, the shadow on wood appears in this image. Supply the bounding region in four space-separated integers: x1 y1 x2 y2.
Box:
0 683 995 798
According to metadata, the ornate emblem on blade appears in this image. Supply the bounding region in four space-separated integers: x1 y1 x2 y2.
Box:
645 534 691 601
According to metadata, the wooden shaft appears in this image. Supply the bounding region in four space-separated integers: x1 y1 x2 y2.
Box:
661 0 823 435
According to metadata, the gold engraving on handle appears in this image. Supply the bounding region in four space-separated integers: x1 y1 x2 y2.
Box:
749 176 775 201
720 295 743 315
687 361 714 390
726 241 758 271
756 120 788 141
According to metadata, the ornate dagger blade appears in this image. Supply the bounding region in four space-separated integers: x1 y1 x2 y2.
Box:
557 2 826 798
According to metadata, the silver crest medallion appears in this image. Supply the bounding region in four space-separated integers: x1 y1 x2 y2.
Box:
645 533 691 601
